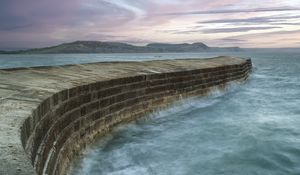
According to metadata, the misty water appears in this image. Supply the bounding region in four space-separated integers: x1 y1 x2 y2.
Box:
1 49 300 174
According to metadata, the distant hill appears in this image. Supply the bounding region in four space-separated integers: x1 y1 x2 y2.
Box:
0 41 242 54
146 42 210 52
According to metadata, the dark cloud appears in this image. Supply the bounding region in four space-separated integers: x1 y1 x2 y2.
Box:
270 22 300 26
219 38 247 42
200 17 272 24
201 26 281 33
198 15 300 25
0 23 34 31
163 7 300 16
237 29 300 36
0 0 135 32
167 26 281 34
0 0 138 49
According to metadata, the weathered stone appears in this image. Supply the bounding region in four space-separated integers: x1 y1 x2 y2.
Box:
0 57 252 175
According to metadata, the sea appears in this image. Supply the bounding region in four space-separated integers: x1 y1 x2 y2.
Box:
1 49 300 175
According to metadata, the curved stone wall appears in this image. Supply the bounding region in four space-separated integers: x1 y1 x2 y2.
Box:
0 57 251 175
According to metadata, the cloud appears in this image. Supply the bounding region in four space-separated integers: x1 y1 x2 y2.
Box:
270 22 300 26
163 7 300 16
205 38 248 47
219 38 247 42
0 0 139 48
217 29 300 48
0 0 137 33
0 0 300 49
168 26 281 34
248 29 300 35
202 26 281 33
0 23 34 31
198 15 300 25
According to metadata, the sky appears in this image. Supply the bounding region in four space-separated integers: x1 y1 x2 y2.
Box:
0 0 300 50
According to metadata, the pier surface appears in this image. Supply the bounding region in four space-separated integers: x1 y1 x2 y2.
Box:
0 57 252 175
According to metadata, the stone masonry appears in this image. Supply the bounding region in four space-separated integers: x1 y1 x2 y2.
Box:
0 57 252 175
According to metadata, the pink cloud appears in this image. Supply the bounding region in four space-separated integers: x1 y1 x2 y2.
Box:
0 0 300 49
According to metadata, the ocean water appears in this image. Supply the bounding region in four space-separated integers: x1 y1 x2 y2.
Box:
0 52 239 69
1 49 300 174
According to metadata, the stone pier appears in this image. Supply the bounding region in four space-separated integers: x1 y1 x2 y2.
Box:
0 57 252 175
